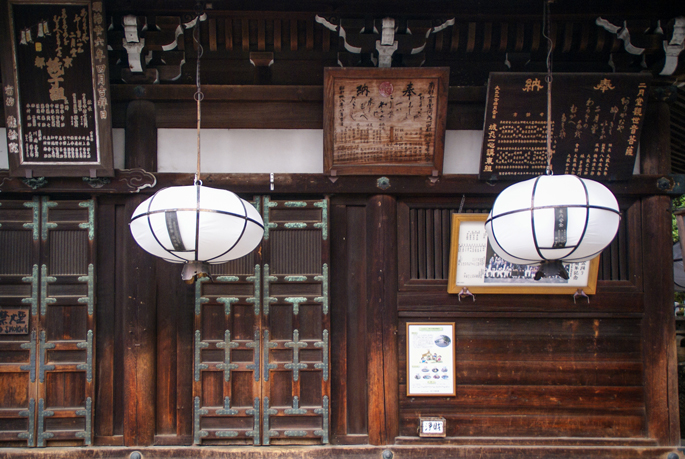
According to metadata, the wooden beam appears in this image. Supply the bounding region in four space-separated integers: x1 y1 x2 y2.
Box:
0 171 678 197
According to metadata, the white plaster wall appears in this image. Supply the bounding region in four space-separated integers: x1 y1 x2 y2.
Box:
0 128 7 170
156 128 484 174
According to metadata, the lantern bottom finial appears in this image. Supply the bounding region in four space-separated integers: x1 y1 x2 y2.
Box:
182 261 211 283
534 260 569 281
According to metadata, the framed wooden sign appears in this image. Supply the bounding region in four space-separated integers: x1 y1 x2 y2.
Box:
406 322 455 397
323 67 449 176
479 73 650 181
0 0 114 178
447 213 600 295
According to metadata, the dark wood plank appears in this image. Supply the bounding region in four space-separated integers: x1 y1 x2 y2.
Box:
641 196 679 445
366 195 400 444
125 101 157 171
123 196 158 446
95 201 116 438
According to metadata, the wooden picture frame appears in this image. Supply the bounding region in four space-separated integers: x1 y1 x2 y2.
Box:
0 0 114 178
406 322 456 397
447 213 600 295
323 67 449 176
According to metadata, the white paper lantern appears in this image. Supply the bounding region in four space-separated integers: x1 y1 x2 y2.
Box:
485 175 620 274
130 185 264 274
674 242 685 292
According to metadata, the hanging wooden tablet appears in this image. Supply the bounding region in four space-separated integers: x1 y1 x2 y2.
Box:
0 0 114 178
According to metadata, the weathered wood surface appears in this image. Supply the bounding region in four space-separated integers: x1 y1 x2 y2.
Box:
0 445 681 458
0 171 677 197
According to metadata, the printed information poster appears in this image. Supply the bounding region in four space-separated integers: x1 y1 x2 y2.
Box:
406 322 455 396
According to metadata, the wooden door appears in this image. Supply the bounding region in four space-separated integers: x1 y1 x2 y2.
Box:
0 197 95 447
193 196 330 445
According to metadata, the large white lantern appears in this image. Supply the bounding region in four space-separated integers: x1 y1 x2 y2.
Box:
485 175 620 279
130 184 264 280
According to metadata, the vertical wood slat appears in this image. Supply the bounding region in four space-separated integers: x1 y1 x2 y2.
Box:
417 209 426 279
208 17 217 51
409 209 417 280
425 211 434 279
258 20 266 51
225 18 233 51
366 195 399 445
95 201 116 439
242 19 250 52
274 20 281 52
291 19 298 51
123 197 157 446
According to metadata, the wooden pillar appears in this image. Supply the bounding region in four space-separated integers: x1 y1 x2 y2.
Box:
366 195 399 445
125 100 157 171
640 100 679 445
122 184 157 442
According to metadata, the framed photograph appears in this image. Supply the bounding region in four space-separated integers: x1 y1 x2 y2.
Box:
323 67 449 176
447 213 600 294
406 322 455 397
0 0 114 178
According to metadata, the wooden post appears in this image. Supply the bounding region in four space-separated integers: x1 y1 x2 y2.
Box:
122 198 158 446
366 195 400 445
125 100 157 171
640 100 679 445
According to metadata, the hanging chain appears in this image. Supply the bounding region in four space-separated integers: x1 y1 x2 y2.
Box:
543 0 553 175
193 14 204 185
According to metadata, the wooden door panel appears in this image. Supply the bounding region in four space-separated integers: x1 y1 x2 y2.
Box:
193 196 330 446
0 198 95 447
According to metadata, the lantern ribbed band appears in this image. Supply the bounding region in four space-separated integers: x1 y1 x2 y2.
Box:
485 175 620 266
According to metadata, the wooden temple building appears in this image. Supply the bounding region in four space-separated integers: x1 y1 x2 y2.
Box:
0 0 685 458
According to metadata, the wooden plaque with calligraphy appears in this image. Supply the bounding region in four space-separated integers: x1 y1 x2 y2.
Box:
324 67 449 176
0 0 113 178
479 73 650 181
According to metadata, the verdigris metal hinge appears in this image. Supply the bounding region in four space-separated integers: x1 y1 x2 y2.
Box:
40 197 57 241
246 329 261 381
284 329 307 382
76 330 94 382
75 397 92 446
21 264 39 316
314 199 328 240
262 397 278 445
246 265 261 315
314 329 329 382
263 264 277 315
262 329 277 381
22 198 40 240
315 263 329 315
36 398 54 447
78 264 95 316
245 398 260 446
262 196 278 240
216 330 239 382
284 396 307 415
78 200 95 240
216 397 238 416
215 397 239 438
284 201 307 207
20 330 37 383
18 398 35 446
194 330 209 382
193 396 208 444
194 277 210 315
38 331 55 383
284 297 307 315
40 265 56 316
285 430 307 437
217 297 238 316
314 395 330 444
